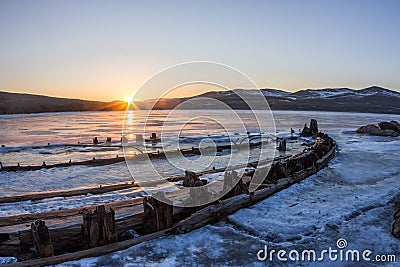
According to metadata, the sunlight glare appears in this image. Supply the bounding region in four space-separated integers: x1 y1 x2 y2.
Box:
125 95 134 103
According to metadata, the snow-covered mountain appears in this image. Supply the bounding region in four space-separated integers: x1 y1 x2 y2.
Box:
137 86 400 114
289 86 400 99
234 86 400 100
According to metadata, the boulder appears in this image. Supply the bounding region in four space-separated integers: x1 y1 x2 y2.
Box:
356 124 378 133
378 121 400 134
391 120 400 130
392 209 400 239
356 124 399 137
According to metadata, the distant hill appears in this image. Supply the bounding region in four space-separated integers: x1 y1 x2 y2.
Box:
1 86 399 115
135 86 400 114
0 91 128 114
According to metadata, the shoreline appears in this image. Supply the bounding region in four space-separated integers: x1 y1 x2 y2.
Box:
1 109 400 117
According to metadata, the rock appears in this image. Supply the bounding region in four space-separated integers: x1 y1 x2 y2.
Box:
390 120 400 130
120 229 140 240
356 124 399 137
378 121 400 134
356 124 378 133
392 209 400 239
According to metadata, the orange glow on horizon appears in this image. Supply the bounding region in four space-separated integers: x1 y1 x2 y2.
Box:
125 95 134 103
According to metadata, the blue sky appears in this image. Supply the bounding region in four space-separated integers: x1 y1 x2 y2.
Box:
0 0 399 101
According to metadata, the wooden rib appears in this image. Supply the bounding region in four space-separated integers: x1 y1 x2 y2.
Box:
0 197 144 227
0 156 290 204
2 144 336 267
4 228 172 267
0 182 139 204
0 140 270 172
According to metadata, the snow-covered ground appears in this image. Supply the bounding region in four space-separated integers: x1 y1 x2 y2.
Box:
55 111 400 266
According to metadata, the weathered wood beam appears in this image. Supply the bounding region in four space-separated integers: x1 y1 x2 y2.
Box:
0 198 143 227
0 137 336 264
0 157 284 204
81 206 117 249
4 228 172 267
31 220 54 258
143 195 173 234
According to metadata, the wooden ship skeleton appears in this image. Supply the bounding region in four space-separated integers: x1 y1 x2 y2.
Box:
0 121 336 266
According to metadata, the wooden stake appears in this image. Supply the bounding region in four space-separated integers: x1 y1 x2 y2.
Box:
223 170 247 199
143 195 173 234
183 170 207 187
81 205 117 249
31 220 54 258
278 139 286 151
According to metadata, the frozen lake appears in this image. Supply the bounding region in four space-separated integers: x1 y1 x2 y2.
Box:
1 110 399 266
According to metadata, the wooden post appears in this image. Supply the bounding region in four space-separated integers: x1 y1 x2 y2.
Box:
135 134 143 142
183 171 197 187
278 139 286 151
188 186 210 206
81 205 117 249
223 170 247 199
31 220 54 258
183 171 207 187
310 119 318 136
143 195 173 234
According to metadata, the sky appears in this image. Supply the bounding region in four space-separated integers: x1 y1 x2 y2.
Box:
0 0 399 101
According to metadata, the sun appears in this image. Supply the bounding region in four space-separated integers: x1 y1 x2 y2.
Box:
125 95 134 103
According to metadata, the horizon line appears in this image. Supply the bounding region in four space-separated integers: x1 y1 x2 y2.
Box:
0 85 397 103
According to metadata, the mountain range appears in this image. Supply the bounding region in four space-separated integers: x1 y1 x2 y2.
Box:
0 86 399 115
0 91 128 114
136 86 400 114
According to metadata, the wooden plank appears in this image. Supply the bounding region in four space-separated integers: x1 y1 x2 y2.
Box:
3 228 172 267
0 182 138 204
174 143 337 234
0 157 126 172
0 156 288 204
0 207 146 257
0 197 144 227
0 140 270 172
174 194 251 234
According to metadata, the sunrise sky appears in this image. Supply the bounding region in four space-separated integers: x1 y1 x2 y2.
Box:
0 0 399 101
